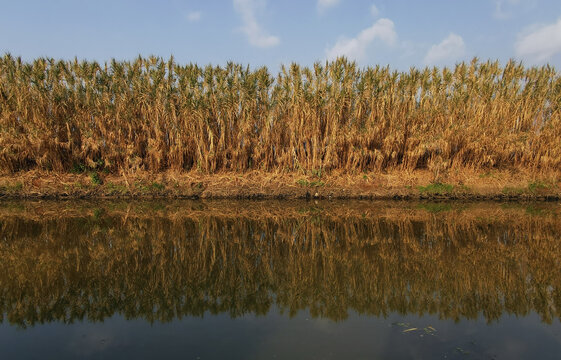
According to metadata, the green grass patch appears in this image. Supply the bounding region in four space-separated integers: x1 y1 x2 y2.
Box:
92 208 105 219
106 182 128 195
0 182 23 193
527 180 549 193
502 180 554 196
417 182 454 195
149 182 165 191
133 180 166 193
311 168 323 179
296 179 325 188
71 162 86 174
89 172 102 186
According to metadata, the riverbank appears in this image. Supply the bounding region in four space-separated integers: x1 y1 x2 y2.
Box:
1 169 560 200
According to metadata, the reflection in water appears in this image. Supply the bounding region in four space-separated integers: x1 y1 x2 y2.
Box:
0 200 560 328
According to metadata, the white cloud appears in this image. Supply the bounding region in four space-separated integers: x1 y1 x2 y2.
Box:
493 0 520 19
317 0 341 12
370 4 379 17
186 11 202 22
493 0 537 19
424 33 465 65
515 18 561 62
233 0 280 48
325 18 397 61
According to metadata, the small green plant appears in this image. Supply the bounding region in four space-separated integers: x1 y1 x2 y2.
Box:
71 162 86 174
1 182 23 193
106 182 127 194
90 172 102 185
93 208 105 219
94 158 105 169
297 179 325 187
527 180 548 193
417 182 454 195
149 182 165 191
311 168 323 179
502 181 552 196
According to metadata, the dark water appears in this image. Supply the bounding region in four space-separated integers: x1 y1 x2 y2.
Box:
0 200 560 359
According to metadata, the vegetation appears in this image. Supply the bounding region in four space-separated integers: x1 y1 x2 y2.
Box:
0 200 560 326
418 182 455 195
89 171 102 185
502 179 555 196
1 55 560 176
0 181 23 194
296 178 325 187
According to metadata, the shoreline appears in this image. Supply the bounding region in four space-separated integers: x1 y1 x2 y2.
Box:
1 169 560 201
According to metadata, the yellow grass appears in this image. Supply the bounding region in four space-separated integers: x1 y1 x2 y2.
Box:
1 55 560 176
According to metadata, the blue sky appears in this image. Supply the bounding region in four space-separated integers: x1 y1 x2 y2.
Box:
1 0 561 70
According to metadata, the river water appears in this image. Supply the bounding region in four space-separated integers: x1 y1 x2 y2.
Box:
0 200 560 359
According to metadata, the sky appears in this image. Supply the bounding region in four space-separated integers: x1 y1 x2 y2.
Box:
1 0 561 71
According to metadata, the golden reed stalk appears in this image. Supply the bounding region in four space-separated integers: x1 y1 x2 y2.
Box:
1 55 560 174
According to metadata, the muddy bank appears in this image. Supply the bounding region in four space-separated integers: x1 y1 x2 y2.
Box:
0 169 560 200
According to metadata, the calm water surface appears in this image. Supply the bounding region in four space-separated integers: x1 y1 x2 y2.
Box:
0 200 560 359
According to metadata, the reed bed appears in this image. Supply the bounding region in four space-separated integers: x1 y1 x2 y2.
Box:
0 201 560 325
1 55 560 175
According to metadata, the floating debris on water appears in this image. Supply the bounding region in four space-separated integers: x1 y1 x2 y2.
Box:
403 327 418 333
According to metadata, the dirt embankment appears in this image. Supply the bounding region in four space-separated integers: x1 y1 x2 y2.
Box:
1 169 560 200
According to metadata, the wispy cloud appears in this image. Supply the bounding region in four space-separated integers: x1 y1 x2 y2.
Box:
493 0 520 19
515 17 561 62
424 33 465 65
493 0 536 19
370 4 380 18
186 11 202 22
233 0 280 48
317 0 341 13
325 18 397 61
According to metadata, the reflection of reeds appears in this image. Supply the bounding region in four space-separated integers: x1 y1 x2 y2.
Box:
1 56 560 174
0 201 560 326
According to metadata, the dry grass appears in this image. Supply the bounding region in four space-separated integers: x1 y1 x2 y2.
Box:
1 55 560 177
1 168 559 199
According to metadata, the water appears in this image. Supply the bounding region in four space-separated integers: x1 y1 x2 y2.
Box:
0 200 560 359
